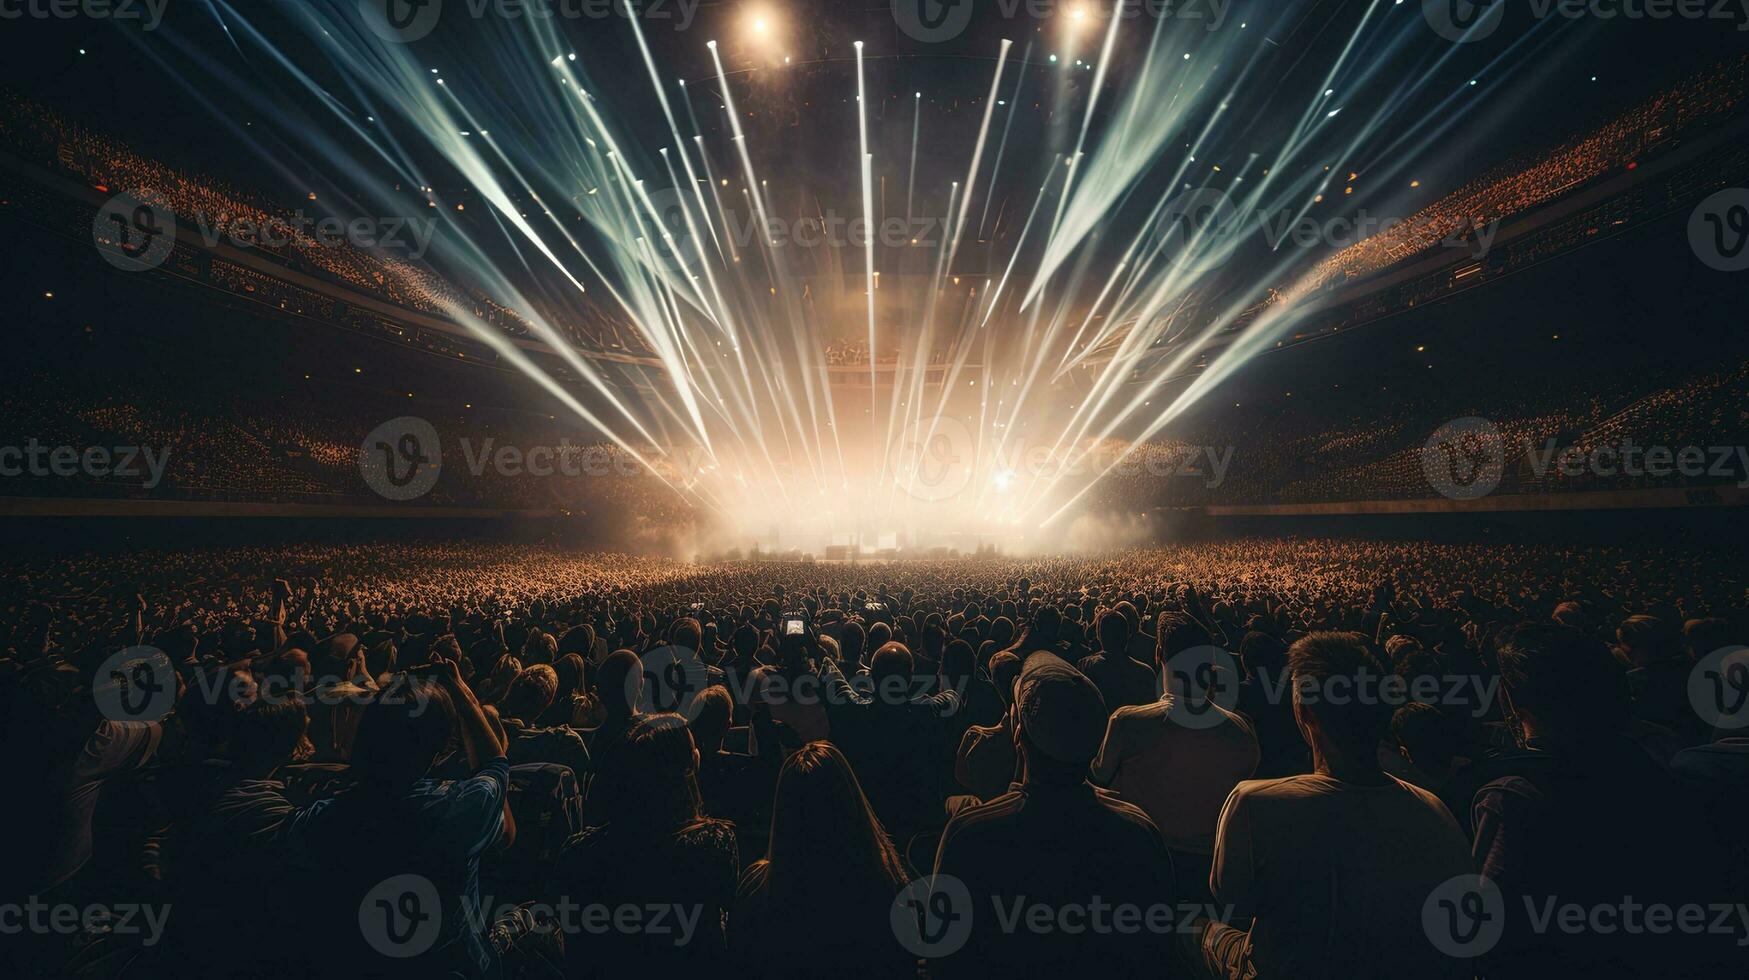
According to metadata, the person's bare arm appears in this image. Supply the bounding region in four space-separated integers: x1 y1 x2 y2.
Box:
422 655 517 848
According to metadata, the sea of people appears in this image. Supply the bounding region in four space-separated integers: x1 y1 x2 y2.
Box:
4 538 1744 978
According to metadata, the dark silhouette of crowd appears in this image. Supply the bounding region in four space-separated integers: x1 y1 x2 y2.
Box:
3 537 1744 978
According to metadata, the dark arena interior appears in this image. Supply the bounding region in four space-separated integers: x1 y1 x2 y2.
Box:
3 2 1749 977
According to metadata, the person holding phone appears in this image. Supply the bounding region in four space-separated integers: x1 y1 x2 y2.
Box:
747 616 830 753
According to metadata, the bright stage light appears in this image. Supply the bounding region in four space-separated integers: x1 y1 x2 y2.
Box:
993 469 1016 493
745 6 782 45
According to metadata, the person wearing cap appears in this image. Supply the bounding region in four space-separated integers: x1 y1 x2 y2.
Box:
930 651 1174 979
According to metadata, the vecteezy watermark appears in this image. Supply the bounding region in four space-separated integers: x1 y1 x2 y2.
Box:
1423 417 1508 501
889 416 977 503
0 897 172 947
0 439 170 489
0 0 168 30
890 873 1232 957
1423 416 1749 500
1689 645 1749 730
192 211 437 261
1161 644 1245 729
358 873 705 958
1154 188 1501 275
632 645 712 721
359 0 701 44
892 0 1230 43
1423 874 1508 957
1259 209 1499 260
360 417 444 501
1164 645 1502 729
1425 0 1749 42
360 874 444 957
640 187 951 276
1421 0 1511 41
1423 874 1749 958
887 415 1236 504
92 646 178 723
93 192 177 273
1689 188 1749 272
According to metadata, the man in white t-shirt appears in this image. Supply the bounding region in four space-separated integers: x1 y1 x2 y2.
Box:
1187 632 1474 980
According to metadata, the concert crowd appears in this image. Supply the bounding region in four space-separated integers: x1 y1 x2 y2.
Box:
4 538 1744 978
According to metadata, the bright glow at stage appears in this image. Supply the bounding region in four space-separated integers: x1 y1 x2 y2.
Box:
177 1 1561 542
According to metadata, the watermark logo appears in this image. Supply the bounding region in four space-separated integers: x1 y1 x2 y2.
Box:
640 186 698 276
1423 873 1507 957
1159 187 1243 274
193 210 437 260
1423 417 1506 500
1689 188 1749 272
360 0 443 43
0 440 169 488
1689 645 1749 731
360 417 443 501
1162 644 1243 729
633 645 711 722
1423 0 1507 42
1427 0 1749 41
891 874 974 957
0 897 172 946
0 0 169 30
890 415 976 503
93 193 176 273
893 0 976 42
359 873 443 958
92 646 177 723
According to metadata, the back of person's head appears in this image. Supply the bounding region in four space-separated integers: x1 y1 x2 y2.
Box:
732 623 760 661
1551 601 1587 631
501 663 559 722
229 693 313 775
867 621 893 652
839 620 867 668
350 679 454 787
1096 608 1130 654
762 741 907 900
1239 630 1288 680
1391 701 1458 772
552 653 586 701
596 649 642 720
1683 618 1734 661
687 685 734 757
1496 623 1630 738
1287 632 1391 760
672 617 702 654
941 639 974 685
364 640 397 681
558 624 594 659
1615 614 1677 666
990 616 1015 651
1157 611 1213 666
1013 653 1106 782
599 713 701 831
1114 600 1141 636
869 641 914 688
988 650 1022 708
1032 606 1062 645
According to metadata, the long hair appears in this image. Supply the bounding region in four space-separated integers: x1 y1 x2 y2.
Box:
759 741 908 904
598 712 704 832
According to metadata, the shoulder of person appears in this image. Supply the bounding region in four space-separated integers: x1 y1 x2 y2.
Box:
940 789 1024 842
